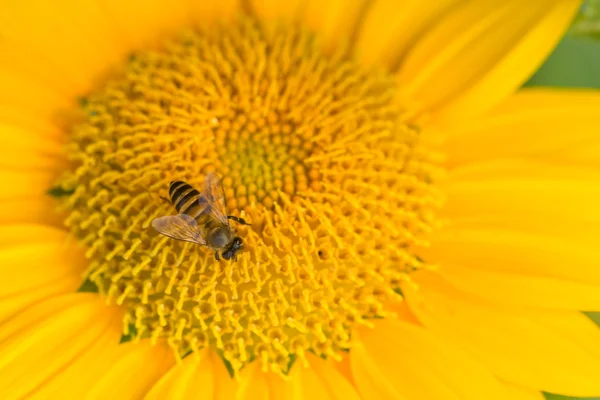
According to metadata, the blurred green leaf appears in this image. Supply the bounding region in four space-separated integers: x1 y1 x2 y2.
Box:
525 35 600 89
545 394 600 400
119 324 137 344
77 278 98 293
544 393 597 400
586 312 600 326
47 185 75 198
570 0 600 39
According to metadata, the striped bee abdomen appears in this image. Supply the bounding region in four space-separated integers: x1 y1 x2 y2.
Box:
168 181 207 218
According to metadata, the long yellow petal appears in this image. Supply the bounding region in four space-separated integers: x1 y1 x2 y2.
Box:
441 88 600 168
332 352 355 389
0 169 56 199
0 294 120 398
84 342 174 399
0 104 63 136
287 354 361 400
145 350 214 399
237 362 291 399
234 361 357 400
249 0 306 22
427 163 600 309
427 226 600 285
422 224 600 309
0 123 64 170
397 0 580 122
0 199 63 226
502 382 545 400
354 0 460 69
436 260 600 311
0 0 120 98
30 334 174 398
0 68 71 118
404 272 600 397
145 349 237 400
304 0 369 54
440 159 600 243
0 0 241 119
0 225 84 323
188 0 239 25
100 0 191 50
351 317 507 400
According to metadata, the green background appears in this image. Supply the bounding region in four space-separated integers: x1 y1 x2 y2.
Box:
521 2 599 399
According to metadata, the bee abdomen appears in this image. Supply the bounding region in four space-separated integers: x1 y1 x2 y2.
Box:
169 181 201 214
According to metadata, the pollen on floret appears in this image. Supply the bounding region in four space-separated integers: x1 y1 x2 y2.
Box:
56 18 443 376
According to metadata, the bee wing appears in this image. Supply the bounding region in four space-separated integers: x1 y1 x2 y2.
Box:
151 214 207 245
201 172 230 226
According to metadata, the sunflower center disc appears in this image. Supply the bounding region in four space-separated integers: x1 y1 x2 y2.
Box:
58 18 442 375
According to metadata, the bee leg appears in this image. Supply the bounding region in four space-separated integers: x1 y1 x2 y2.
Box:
215 251 220 261
159 196 170 204
227 215 251 226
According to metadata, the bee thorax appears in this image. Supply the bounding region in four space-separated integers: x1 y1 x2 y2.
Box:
207 226 233 248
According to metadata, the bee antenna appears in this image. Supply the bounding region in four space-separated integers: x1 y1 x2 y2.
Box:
228 215 250 226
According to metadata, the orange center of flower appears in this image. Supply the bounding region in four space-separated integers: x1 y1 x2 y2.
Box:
57 19 443 376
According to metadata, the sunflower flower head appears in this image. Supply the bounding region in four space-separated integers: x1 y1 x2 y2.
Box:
56 18 443 375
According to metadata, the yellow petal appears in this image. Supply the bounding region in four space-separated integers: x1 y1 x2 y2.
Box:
144 350 214 399
0 104 63 136
397 0 580 122
284 354 361 400
423 222 600 309
554 141 600 169
0 293 121 398
249 0 306 22
0 68 71 118
428 225 600 284
189 0 240 24
0 225 84 323
441 89 600 168
83 341 174 399
0 170 60 225
354 0 460 69
35 343 172 399
225 358 354 400
304 0 369 55
1 0 239 118
404 272 600 397
0 170 57 200
0 42 75 97
28 330 174 398
145 349 237 400
351 317 507 400
0 198 63 226
0 0 119 98
213 356 238 400
502 382 545 400
237 362 292 399
431 159 600 307
100 0 191 51
430 162 600 310
332 352 355 388
436 260 600 311
0 123 64 170
440 159 600 242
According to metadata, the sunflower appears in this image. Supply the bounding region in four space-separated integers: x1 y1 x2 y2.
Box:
1 0 599 398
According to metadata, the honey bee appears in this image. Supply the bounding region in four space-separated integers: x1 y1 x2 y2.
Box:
151 173 250 261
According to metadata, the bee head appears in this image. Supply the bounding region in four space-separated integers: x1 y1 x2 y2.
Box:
222 237 243 260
